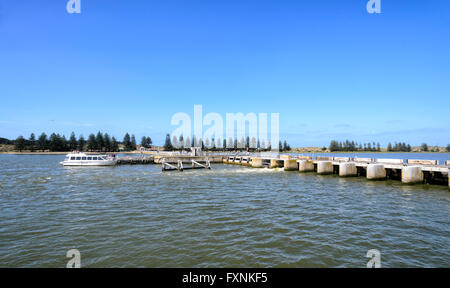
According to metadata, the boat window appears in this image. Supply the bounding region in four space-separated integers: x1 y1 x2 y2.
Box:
87 157 92 160
93 157 97 160
98 157 104 160
70 157 75 160
76 157 81 160
82 157 86 160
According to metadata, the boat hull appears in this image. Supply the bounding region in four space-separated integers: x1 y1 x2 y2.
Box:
60 160 117 166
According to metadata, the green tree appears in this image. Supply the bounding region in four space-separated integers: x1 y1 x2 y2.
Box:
96 132 104 152
62 135 68 151
87 134 97 151
111 136 119 152
421 143 429 152
163 133 173 151
29 133 36 152
447 144 450 152
131 134 137 150
78 135 85 151
283 140 288 151
140 136 152 149
279 141 283 152
179 135 184 150
141 136 147 148
329 140 339 152
49 133 59 151
123 133 131 150
38 132 47 151
387 143 392 152
69 132 77 151
104 133 111 152
15 136 25 152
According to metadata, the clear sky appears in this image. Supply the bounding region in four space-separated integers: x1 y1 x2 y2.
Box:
1 0 449 146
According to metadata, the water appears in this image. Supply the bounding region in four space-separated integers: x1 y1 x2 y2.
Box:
0 154 449 267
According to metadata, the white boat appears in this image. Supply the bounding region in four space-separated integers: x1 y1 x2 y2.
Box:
60 152 117 166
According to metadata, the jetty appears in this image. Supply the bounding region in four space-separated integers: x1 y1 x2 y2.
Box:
114 149 449 187
224 155 450 187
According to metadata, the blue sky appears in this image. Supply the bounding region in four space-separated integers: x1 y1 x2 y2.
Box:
0 0 449 146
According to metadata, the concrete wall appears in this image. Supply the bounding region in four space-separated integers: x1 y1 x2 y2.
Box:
407 159 438 165
334 157 350 162
298 156 313 160
317 156 333 161
354 157 373 163
376 158 404 164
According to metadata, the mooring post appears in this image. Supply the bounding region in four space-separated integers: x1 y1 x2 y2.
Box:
177 160 183 171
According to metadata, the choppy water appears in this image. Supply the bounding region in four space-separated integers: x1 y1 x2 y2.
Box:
0 154 449 267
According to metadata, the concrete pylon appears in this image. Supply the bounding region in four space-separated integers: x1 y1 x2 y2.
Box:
317 161 333 175
270 159 280 168
367 164 386 180
339 162 357 177
251 158 263 168
284 159 298 171
299 160 314 172
402 166 424 184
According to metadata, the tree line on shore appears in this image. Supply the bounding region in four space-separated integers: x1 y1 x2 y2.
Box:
3 134 449 153
9 132 152 152
163 133 292 152
329 140 450 152
329 140 382 152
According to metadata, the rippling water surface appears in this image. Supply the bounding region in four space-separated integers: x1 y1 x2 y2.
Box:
0 155 449 267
